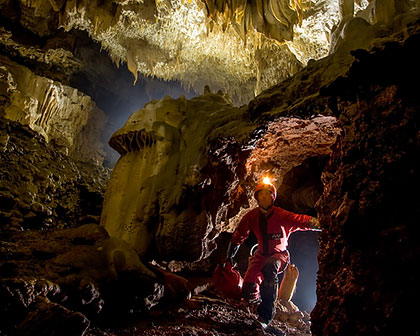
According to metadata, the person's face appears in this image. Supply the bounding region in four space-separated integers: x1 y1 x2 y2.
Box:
257 189 273 209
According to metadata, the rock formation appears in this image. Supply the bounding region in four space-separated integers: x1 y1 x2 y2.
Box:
0 1 419 336
0 56 106 163
311 26 420 335
101 90 254 263
0 223 164 336
0 0 343 104
0 117 110 235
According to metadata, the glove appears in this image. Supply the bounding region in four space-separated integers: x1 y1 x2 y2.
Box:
310 217 321 231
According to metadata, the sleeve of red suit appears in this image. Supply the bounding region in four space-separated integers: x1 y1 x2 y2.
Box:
277 207 313 232
231 211 252 246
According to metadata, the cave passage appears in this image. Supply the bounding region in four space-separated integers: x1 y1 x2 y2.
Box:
225 115 341 313
1 1 419 335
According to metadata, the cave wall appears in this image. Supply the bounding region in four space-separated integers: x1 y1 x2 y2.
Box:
245 9 420 335
0 55 107 163
310 20 420 336
0 117 110 235
0 3 196 167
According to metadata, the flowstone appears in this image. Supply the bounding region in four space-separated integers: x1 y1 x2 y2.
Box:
101 89 254 262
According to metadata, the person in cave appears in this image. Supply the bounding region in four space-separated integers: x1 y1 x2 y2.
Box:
226 178 321 328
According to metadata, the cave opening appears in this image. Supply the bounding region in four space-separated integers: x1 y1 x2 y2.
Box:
277 156 327 313
219 115 341 314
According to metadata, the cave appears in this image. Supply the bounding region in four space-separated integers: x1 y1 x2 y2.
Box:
0 1 419 335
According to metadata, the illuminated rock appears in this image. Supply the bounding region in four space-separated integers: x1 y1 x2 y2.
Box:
2 0 419 105
245 116 341 187
202 0 303 43
0 56 106 164
101 89 254 261
0 0 339 104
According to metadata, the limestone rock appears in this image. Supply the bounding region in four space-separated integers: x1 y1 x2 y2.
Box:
0 55 107 164
310 16 420 336
0 0 342 105
101 90 254 262
67 224 110 243
244 116 341 186
203 0 302 43
97 237 157 279
0 224 165 334
272 298 311 334
0 25 83 83
2 0 419 107
16 297 90 336
0 117 110 234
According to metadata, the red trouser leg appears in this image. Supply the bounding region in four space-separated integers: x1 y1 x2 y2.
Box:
242 250 290 322
241 251 266 302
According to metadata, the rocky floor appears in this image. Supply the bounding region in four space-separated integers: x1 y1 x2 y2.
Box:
0 223 312 336
87 291 312 336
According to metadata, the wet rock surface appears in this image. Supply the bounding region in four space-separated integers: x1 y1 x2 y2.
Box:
0 117 110 235
86 292 313 336
0 54 107 164
310 15 420 336
0 223 166 336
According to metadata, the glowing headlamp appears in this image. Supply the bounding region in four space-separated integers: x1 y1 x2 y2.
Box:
263 176 271 185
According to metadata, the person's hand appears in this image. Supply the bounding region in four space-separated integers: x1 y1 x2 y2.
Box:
310 217 321 231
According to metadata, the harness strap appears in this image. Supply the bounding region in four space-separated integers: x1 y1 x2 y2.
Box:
259 211 274 255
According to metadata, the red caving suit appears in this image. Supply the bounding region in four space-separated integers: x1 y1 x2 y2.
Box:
231 206 312 304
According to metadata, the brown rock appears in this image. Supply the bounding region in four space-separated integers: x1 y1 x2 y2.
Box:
16 297 90 336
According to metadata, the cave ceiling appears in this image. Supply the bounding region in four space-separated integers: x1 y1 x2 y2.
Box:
1 0 419 167
1 0 382 104
58 0 339 103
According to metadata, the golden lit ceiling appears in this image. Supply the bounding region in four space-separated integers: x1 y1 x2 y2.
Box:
54 0 407 104
53 0 340 103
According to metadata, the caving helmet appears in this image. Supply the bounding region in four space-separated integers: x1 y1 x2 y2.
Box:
254 177 277 202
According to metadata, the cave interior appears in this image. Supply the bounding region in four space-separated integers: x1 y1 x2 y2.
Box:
0 0 419 335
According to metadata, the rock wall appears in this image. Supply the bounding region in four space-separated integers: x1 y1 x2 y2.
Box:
224 116 341 233
311 27 420 335
0 117 110 235
101 90 255 263
0 55 107 164
246 8 420 335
